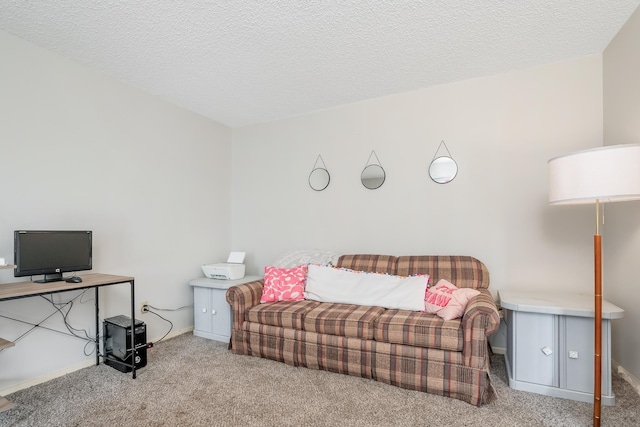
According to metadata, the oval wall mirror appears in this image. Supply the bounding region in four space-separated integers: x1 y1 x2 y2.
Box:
309 167 330 191
429 156 458 184
361 164 386 190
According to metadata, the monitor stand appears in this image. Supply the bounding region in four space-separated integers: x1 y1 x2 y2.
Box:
34 272 64 283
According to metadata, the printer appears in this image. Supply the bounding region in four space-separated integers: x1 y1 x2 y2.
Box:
201 252 246 280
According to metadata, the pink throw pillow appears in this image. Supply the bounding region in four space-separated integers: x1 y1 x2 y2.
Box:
424 279 480 320
261 265 308 303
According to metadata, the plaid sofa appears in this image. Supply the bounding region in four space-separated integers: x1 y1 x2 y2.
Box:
225 254 500 406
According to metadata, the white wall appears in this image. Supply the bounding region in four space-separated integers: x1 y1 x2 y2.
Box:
232 55 604 301
603 6 640 382
3 14 635 396
0 30 232 392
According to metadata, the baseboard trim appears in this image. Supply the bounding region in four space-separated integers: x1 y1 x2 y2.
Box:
613 359 640 397
150 326 193 346
491 346 506 355
0 327 194 396
0 359 96 396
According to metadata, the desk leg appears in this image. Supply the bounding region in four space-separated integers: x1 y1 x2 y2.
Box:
95 286 100 366
130 280 136 379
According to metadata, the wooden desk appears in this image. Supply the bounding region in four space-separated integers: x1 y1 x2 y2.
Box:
0 273 137 412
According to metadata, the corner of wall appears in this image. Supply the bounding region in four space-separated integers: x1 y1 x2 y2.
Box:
613 359 640 397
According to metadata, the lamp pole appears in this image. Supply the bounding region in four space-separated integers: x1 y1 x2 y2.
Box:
593 200 602 427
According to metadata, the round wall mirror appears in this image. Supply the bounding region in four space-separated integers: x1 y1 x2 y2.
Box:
309 168 330 191
361 164 386 189
429 156 458 184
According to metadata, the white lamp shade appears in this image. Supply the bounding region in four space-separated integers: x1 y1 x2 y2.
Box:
549 144 640 205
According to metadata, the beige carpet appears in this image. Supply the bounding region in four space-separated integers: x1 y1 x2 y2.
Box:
1 332 639 426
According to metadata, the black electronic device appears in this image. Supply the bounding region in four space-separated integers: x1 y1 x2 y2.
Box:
103 315 147 373
14 230 92 283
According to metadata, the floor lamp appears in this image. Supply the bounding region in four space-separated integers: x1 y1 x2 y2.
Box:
548 143 640 427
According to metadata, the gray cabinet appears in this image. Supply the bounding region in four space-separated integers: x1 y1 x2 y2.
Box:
500 290 623 405
189 276 261 343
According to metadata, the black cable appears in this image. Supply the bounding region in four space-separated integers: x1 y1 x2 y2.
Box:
41 297 88 339
40 291 92 341
145 308 173 344
0 290 98 356
147 303 193 311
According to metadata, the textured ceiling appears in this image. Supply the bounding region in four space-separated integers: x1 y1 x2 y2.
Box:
1 1 639 128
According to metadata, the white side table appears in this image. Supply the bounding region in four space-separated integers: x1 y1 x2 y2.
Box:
189 275 261 343
499 290 623 405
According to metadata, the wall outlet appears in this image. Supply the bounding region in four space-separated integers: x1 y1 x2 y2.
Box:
140 300 149 314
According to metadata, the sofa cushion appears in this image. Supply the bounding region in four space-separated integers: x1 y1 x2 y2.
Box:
336 254 398 274
302 303 386 340
246 300 320 330
396 256 489 289
374 309 463 351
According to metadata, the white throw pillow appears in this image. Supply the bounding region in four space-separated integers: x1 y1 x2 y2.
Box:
304 264 429 312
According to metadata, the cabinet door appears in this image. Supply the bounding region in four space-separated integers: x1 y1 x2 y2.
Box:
193 286 232 342
193 287 213 335
563 316 593 393
563 316 612 396
514 312 558 387
209 288 231 341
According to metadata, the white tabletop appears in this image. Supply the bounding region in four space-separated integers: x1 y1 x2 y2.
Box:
499 290 624 319
188 275 262 290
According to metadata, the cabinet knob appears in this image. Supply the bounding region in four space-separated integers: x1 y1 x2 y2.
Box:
211 309 217 315
541 346 553 356
202 308 207 313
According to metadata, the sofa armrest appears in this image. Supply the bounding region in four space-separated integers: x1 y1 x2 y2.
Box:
225 279 264 353
461 289 500 368
226 279 264 331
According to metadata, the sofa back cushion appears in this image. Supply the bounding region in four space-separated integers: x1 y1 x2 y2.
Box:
335 254 398 274
396 256 489 289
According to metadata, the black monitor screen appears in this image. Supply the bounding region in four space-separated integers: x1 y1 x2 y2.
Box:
14 230 92 282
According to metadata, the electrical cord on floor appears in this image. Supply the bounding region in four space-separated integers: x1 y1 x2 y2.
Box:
145 307 173 344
